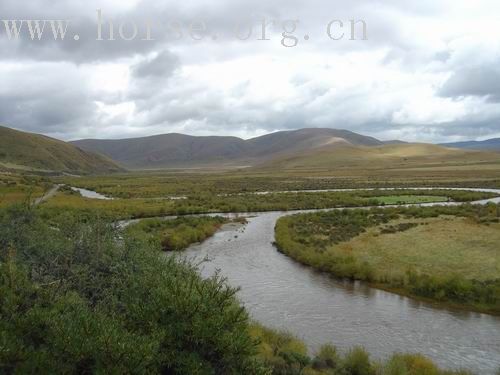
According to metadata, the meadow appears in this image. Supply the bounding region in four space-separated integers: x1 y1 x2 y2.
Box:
36 185 498 221
275 204 500 314
56 171 500 199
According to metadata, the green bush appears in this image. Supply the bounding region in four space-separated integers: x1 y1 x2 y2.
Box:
341 347 375 375
0 205 265 374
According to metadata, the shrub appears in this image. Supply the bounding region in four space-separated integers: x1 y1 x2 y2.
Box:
312 344 340 371
0 205 266 374
341 347 375 375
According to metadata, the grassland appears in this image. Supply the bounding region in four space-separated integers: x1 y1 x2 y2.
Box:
334 216 500 281
57 171 500 199
36 187 497 221
257 143 500 174
275 205 500 314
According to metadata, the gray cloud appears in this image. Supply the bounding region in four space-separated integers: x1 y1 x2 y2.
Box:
0 63 98 138
439 67 500 102
132 50 179 78
0 0 500 142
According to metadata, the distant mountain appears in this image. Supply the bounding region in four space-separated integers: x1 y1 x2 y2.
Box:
0 126 123 174
72 128 384 169
383 140 408 145
72 133 251 169
439 138 500 151
255 143 500 172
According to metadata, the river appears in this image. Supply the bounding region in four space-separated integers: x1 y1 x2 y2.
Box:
83 186 500 373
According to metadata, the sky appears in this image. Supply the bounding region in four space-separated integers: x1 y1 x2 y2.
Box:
0 0 499 143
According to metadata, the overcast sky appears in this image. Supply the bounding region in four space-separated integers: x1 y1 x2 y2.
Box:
1 0 499 142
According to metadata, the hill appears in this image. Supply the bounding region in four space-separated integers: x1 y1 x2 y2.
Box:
255 143 500 172
439 138 500 151
72 133 252 169
72 128 383 169
0 126 124 174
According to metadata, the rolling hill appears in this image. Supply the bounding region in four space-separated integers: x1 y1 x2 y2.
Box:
0 126 124 174
72 128 383 169
439 138 500 151
255 142 500 172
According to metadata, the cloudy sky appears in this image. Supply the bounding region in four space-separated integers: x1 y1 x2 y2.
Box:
1 0 499 142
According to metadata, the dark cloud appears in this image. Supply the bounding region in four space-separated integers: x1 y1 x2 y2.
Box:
0 63 98 137
439 67 500 102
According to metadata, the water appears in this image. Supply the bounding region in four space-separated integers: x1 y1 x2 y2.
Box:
70 187 112 200
181 199 500 374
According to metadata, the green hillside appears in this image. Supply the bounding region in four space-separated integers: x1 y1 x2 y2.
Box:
0 126 124 174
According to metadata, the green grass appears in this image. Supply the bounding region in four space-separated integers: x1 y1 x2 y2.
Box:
369 195 449 205
334 216 500 281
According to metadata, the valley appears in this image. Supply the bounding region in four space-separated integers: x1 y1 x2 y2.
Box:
4 2 500 372
1 126 500 374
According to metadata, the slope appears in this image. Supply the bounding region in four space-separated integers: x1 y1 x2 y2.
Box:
0 126 123 174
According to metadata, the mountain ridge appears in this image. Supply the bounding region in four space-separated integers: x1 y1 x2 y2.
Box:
72 128 384 169
439 138 500 151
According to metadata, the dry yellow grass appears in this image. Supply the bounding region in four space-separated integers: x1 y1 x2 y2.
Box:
256 144 500 182
331 217 500 281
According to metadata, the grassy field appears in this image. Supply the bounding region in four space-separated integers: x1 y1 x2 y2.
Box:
334 216 500 281
275 205 500 314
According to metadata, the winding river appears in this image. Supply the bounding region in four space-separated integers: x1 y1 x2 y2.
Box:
82 186 500 373
183 189 500 374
